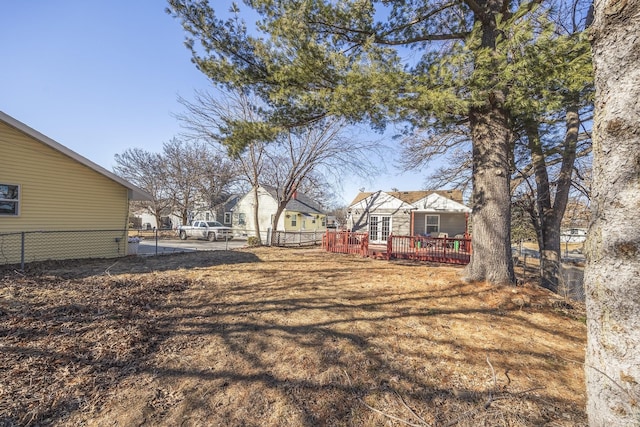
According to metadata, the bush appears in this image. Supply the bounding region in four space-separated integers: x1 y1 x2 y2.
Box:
247 236 262 247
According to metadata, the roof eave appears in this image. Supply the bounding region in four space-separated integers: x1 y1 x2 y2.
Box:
0 111 153 201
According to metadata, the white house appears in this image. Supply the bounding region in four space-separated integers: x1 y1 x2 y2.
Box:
347 190 471 244
560 227 588 243
231 185 327 240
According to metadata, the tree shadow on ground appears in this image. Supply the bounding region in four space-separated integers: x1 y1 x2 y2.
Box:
0 249 587 426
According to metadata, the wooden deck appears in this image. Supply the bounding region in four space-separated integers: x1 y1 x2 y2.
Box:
323 231 472 265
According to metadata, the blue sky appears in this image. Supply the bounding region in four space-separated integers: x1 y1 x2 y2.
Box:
1 1 422 205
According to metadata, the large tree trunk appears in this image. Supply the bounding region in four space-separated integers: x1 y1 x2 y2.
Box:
527 106 580 293
585 2 640 424
464 2 515 285
465 100 515 284
545 105 579 294
526 119 559 292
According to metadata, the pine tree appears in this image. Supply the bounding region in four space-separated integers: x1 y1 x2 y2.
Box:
167 0 587 284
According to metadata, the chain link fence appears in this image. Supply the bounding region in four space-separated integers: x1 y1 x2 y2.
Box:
0 229 129 270
271 230 324 247
513 252 585 302
229 229 325 247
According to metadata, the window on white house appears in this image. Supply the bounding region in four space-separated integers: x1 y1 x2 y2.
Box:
321 217 326 227
238 213 246 225
369 215 391 242
224 212 232 224
0 184 19 216
206 212 211 221
291 215 297 227
425 215 440 234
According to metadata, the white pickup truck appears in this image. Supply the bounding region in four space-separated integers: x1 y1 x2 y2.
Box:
176 221 234 241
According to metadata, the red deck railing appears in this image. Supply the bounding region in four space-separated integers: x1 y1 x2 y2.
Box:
322 231 369 257
385 234 472 265
323 231 472 265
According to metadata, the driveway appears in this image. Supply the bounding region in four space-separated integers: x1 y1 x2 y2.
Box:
136 238 247 256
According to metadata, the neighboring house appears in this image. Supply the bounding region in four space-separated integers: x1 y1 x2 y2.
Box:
231 185 327 238
185 194 238 226
347 190 471 243
219 194 240 227
131 194 239 230
560 227 587 243
0 111 151 264
130 208 175 230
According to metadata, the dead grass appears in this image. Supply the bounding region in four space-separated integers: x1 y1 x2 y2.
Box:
0 247 587 426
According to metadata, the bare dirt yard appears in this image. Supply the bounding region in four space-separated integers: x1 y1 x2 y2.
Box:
0 247 587 426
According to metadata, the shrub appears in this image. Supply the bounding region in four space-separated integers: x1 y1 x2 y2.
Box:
247 236 262 247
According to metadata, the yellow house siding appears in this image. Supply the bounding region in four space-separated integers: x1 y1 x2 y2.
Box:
284 211 299 231
0 121 130 263
283 211 327 232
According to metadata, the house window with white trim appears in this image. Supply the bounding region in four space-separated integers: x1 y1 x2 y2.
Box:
224 212 232 224
369 215 391 242
291 215 297 227
0 184 19 216
425 215 440 234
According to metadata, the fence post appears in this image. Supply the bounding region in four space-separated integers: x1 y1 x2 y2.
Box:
362 234 369 257
155 228 159 256
21 232 25 271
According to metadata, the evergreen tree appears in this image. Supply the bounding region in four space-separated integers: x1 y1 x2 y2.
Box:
167 0 586 284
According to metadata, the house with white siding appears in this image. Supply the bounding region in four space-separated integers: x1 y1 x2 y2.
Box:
0 111 151 264
231 185 327 240
347 190 471 244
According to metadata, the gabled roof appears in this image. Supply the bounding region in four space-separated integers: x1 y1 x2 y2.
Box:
220 194 240 212
413 192 471 213
0 111 152 201
349 189 464 207
261 185 325 214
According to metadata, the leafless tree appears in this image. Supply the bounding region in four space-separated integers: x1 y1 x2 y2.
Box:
176 87 382 244
113 148 171 228
259 119 380 243
162 138 236 225
177 89 268 242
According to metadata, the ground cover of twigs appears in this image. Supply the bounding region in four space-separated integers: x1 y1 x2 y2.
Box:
0 247 587 426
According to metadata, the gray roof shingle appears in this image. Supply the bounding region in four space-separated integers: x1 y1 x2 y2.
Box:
261 185 325 214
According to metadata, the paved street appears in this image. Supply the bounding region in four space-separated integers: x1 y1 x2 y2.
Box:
136 238 247 256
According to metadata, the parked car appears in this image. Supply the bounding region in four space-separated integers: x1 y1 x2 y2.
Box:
176 220 234 241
